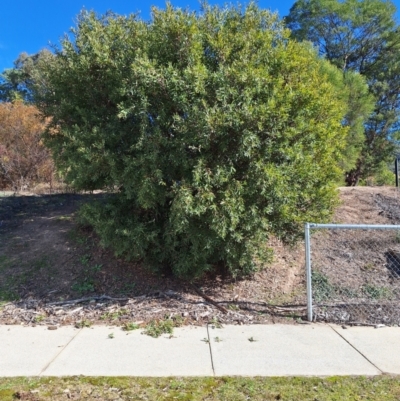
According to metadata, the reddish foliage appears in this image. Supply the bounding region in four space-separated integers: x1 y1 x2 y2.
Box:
0 101 55 190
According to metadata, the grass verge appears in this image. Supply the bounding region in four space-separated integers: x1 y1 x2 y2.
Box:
0 376 400 400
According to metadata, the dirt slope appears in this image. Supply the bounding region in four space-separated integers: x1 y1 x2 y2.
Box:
0 187 399 327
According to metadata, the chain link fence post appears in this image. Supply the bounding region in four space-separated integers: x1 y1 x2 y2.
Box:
305 222 313 322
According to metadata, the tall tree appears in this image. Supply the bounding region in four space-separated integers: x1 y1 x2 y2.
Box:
318 58 374 174
0 50 53 103
286 0 400 185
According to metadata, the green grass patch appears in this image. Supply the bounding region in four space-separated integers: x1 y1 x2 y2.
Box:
0 376 400 400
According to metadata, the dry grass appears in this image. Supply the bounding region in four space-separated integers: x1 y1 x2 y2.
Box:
1 376 400 401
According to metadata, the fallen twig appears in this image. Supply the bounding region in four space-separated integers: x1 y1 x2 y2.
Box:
46 295 130 306
347 321 386 328
226 310 248 319
189 283 228 314
268 305 307 311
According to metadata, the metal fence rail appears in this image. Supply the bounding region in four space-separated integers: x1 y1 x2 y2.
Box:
305 223 400 325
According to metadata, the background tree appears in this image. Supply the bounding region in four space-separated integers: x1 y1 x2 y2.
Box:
0 101 54 190
0 50 53 103
286 0 400 185
33 4 348 278
318 58 374 174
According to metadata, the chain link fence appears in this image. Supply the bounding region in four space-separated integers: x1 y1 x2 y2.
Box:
305 224 400 326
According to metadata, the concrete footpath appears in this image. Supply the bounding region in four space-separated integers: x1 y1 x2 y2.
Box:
1 323 399 377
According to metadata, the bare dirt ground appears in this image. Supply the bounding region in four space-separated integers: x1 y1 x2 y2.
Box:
0 186 398 328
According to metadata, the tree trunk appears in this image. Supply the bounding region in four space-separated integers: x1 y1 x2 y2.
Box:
345 161 363 186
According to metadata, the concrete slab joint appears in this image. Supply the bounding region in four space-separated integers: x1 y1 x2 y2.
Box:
329 324 400 375
42 326 213 377
1 323 398 377
207 324 380 376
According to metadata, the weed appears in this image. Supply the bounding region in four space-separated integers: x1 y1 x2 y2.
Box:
91 264 102 272
71 259 102 295
172 314 184 326
209 317 223 329
108 333 114 339
143 315 182 338
100 309 128 320
34 315 45 323
227 304 240 311
312 271 334 302
214 337 222 342
337 286 359 299
122 322 140 331
71 280 95 294
362 262 375 271
75 320 91 328
201 338 210 343
144 319 174 338
362 284 393 300
248 337 257 342
79 254 91 266
72 261 99 293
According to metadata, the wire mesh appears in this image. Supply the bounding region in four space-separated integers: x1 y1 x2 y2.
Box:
309 226 400 325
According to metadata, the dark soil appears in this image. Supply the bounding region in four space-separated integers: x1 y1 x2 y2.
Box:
0 192 305 328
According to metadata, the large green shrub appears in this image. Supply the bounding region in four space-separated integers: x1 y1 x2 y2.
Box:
35 4 348 278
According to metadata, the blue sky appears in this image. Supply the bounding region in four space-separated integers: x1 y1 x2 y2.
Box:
0 0 295 72
1 0 399 73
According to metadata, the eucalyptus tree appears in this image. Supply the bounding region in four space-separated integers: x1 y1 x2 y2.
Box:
286 0 400 185
0 50 53 103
